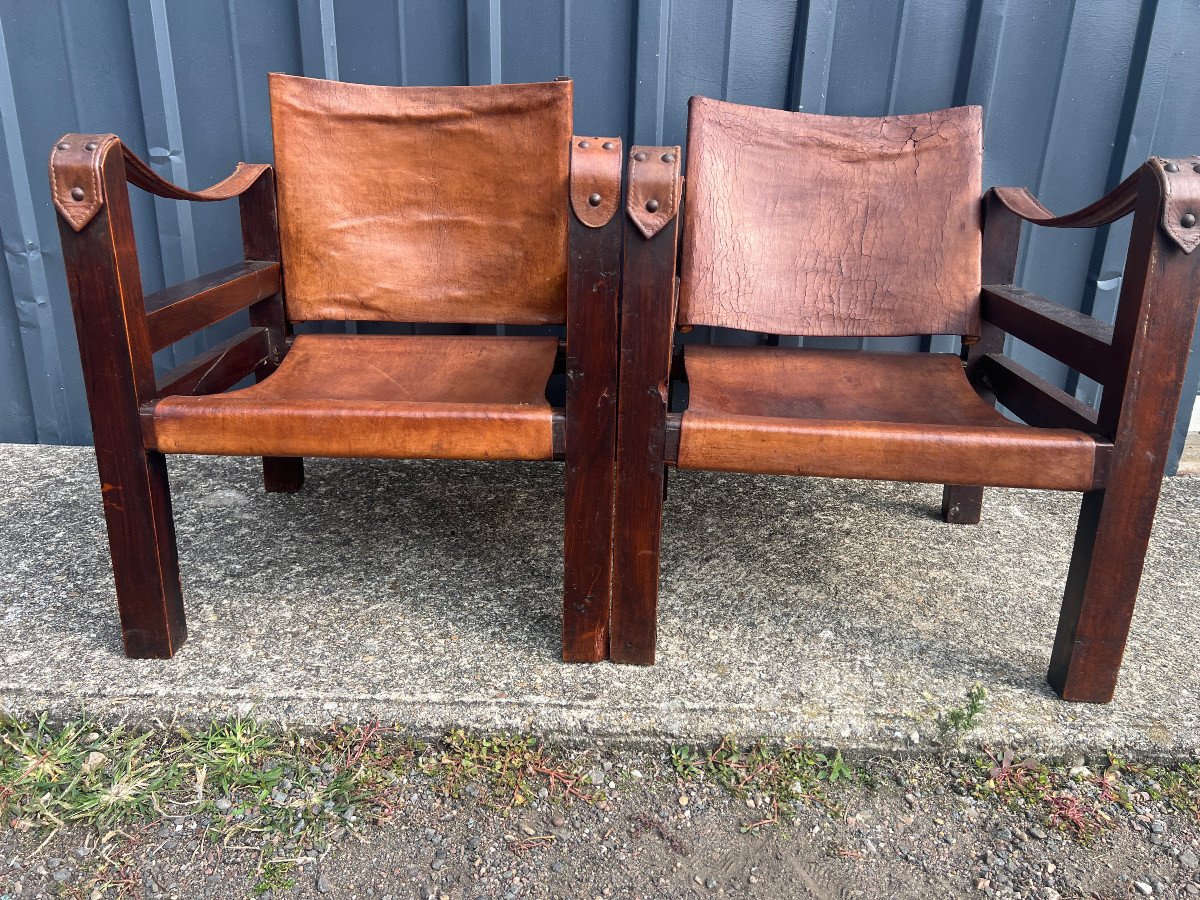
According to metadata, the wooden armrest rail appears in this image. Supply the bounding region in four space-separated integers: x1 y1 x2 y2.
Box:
150 326 273 402
145 261 280 352
990 169 1140 229
981 285 1114 384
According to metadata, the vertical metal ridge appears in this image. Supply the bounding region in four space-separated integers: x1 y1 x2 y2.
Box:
0 16 69 442
632 0 671 144
786 0 836 113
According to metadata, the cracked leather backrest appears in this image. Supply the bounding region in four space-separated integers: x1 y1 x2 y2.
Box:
679 97 983 338
269 74 571 325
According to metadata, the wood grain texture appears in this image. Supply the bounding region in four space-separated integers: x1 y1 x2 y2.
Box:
678 97 983 337
53 139 186 658
144 260 279 352
270 74 571 325
149 334 558 461
978 353 1100 435
981 285 1115 384
562 136 622 662
1049 161 1200 702
611 145 682 665
238 166 302 493
151 327 272 400
676 345 1098 490
942 189 1023 524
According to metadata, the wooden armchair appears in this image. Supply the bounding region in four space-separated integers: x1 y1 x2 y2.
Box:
51 75 623 662
613 97 1200 702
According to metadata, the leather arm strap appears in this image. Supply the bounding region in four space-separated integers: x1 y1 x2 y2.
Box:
992 157 1200 253
50 133 269 232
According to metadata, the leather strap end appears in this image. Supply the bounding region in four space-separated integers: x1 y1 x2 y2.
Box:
626 145 681 239
1152 156 1200 254
49 133 119 232
569 136 622 228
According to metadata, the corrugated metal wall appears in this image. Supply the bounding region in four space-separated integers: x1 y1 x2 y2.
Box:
2 0 1199 469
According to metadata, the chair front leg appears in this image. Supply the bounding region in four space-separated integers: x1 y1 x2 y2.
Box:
611 145 682 665
53 136 186 656
1049 160 1200 702
563 136 623 661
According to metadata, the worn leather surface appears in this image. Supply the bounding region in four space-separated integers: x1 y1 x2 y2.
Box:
269 74 571 325
678 98 983 337
677 345 1097 490
1153 157 1200 254
991 169 1141 231
50 133 270 231
626 146 682 239
569 136 622 228
150 334 557 460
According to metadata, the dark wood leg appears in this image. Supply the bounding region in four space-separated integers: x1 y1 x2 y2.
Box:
941 485 983 524
95 446 187 658
263 456 304 493
562 135 623 662
1048 485 1157 703
611 144 682 665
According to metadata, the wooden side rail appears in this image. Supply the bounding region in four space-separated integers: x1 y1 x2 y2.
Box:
977 352 1099 434
981 284 1115 385
145 260 281 352
149 326 273 405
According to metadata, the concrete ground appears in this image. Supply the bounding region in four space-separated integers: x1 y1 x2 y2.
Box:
0 442 1197 758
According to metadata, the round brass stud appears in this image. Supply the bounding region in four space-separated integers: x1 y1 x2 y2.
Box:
588 193 602 206
57 142 70 151
602 141 615 150
578 140 590 149
70 187 85 201
634 151 648 162
645 198 659 213
1193 164 1200 174
85 142 97 151
1166 162 1180 173
661 152 676 163
1182 212 1196 228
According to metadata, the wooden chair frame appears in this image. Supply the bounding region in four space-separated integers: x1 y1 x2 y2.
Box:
51 124 623 662
613 137 1200 703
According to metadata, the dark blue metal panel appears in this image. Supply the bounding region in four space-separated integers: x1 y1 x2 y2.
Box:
0 0 1197 466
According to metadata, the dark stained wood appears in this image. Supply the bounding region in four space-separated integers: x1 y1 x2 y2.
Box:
144 260 280 352
562 138 623 662
55 143 186 658
238 167 303 493
612 145 682 665
981 284 1115 384
942 190 1022 524
978 353 1100 434
1049 163 1200 702
151 326 272 401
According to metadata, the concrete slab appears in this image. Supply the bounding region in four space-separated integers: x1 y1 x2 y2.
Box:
0 443 1197 758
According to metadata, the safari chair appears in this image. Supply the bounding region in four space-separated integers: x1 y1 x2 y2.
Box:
51 75 623 662
613 97 1200 701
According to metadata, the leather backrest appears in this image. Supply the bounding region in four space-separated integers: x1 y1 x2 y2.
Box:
679 97 983 338
269 73 571 325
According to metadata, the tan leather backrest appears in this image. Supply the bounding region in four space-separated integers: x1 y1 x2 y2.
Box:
269 74 571 325
679 97 983 338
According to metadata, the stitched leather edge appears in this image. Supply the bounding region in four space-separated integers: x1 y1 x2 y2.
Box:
626 145 681 239
569 136 622 228
1153 157 1200 254
49 133 119 232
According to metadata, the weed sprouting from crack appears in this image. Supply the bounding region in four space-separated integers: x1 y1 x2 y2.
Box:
936 683 988 746
668 736 860 831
